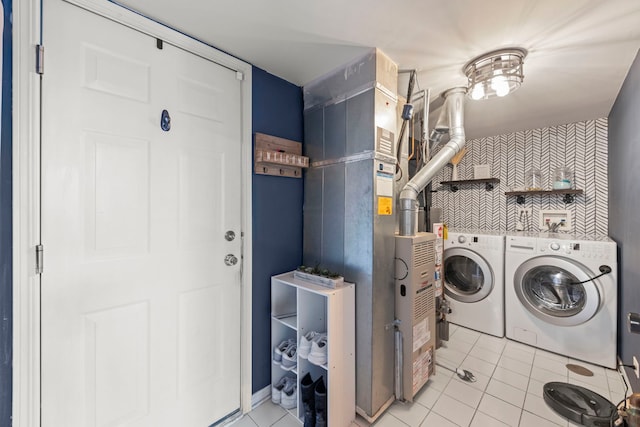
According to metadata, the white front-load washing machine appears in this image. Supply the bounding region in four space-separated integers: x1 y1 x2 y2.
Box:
444 230 505 337
505 233 618 368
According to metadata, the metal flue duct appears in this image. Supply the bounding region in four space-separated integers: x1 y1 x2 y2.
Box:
399 87 467 236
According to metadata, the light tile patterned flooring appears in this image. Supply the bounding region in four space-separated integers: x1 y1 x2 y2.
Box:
234 324 630 426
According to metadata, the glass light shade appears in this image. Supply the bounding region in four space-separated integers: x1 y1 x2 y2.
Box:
464 48 527 100
470 83 485 100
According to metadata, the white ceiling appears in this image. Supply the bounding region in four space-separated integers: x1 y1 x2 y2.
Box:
116 0 640 139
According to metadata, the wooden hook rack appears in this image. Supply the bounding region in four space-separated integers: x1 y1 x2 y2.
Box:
254 133 309 178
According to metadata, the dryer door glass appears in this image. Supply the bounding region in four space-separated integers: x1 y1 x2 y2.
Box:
521 267 585 317
444 248 493 303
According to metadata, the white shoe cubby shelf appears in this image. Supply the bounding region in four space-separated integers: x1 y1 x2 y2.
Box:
271 271 356 425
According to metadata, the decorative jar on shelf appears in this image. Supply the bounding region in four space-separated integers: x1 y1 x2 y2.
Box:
552 167 572 190
525 168 543 191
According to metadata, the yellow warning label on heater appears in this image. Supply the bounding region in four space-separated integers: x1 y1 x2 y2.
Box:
378 197 392 215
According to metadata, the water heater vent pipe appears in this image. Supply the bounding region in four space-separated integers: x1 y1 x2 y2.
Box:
398 87 466 236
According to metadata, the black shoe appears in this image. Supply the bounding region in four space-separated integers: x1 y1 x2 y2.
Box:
300 372 316 427
314 377 327 427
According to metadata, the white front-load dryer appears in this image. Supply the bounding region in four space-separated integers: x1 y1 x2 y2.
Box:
444 230 505 337
504 233 618 368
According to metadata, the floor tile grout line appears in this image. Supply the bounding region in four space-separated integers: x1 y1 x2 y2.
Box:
497 355 536 378
388 412 411 426
477 406 522 427
520 408 565 427
487 376 528 401
479 388 526 424
430 391 477 426
516 405 525 426
267 410 292 427
457 330 504 427
487 338 531 426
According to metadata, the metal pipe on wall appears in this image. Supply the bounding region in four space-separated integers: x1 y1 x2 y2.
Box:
399 87 466 236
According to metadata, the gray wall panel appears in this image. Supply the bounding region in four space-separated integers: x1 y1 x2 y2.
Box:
322 164 346 274
346 90 375 156
304 107 324 161
303 167 323 266
325 101 347 160
344 159 375 411
370 186 397 410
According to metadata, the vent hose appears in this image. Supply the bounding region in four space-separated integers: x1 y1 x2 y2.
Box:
399 87 466 236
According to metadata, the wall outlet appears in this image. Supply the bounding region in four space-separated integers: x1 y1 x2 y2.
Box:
634 356 639 378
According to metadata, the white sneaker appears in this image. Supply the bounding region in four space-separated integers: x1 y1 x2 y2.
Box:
273 339 294 365
281 342 298 371
280 379 298 409
271 375 295 404
298 331 321 359
307 334 328 366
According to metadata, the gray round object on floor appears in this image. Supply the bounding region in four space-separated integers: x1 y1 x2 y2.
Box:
543 382 618 426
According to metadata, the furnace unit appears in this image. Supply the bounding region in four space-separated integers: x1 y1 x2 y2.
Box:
394 232 437 401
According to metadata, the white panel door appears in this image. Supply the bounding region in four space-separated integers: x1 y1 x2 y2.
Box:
41 1 243 426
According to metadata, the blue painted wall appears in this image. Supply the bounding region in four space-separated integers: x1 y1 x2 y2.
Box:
0 0 12 425
609 48 640 392
251 67 304 393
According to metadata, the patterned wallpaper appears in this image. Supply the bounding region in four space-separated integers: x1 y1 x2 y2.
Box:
431 118 608 236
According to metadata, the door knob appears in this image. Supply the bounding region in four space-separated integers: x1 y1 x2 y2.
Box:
224 254 238 266
225 230 236 241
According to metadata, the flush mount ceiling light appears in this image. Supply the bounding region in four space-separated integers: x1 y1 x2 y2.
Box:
463 48 527 100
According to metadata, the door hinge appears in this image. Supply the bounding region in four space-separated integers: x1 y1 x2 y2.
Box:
240 231 244 278
36 244 44 274
236 71 244 81
36 44 44 75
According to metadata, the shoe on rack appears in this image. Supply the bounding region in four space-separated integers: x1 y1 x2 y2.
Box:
314 377 327 427
280 379 298 409
272 375 295 404
281 342 298 371
301 372 320 427
273 339 295 365
299 331 321 359
307 334 327 366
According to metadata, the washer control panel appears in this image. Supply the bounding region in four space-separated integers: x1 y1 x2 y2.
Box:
541 241 575 255
540 240 614 261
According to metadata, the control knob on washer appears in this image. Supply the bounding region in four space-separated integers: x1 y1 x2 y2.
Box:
550 242 561 251
458 235 467 244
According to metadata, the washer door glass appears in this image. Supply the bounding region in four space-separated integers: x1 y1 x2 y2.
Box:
521 267 585 316
514 256 600 326
444 248 494 303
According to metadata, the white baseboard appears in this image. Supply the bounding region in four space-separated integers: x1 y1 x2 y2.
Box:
251 384 272 409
